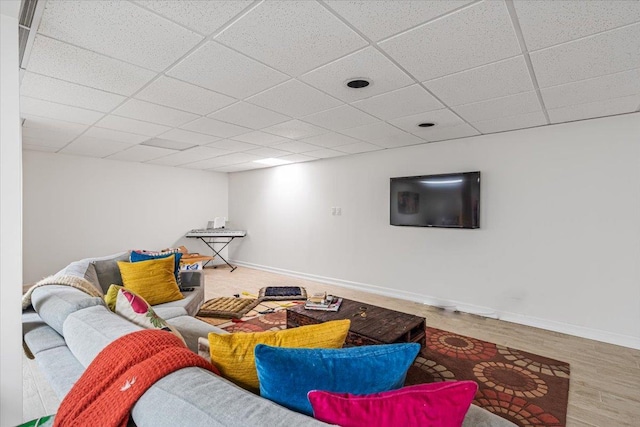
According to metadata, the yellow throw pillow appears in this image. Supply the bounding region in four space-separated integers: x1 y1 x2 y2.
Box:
117 255 184 306
208 319 350 393
104 284 124 311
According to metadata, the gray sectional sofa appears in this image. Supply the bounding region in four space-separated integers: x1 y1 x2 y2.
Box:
22 253 516 427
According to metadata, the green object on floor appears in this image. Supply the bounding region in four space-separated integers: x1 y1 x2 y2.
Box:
17 414 55 427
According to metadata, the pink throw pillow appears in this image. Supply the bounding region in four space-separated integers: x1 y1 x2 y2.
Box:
308 380 478 427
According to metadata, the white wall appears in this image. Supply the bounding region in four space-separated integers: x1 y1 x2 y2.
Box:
1 1 24 425
23 152 228 283
229 113 640 349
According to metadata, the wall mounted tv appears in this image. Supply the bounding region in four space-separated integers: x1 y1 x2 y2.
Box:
390 171 480 229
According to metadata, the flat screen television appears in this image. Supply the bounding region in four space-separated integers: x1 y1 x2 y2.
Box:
390 171 480 229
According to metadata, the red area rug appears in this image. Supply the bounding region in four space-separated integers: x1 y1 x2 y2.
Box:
198 302 570 427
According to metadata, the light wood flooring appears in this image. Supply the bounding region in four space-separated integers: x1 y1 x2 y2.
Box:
24 266 640 426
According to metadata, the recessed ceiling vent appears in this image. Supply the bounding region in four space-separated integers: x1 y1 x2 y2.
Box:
418 122 436 128
18 0 43 69
346 79 370 89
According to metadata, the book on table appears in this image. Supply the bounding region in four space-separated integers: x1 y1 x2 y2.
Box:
304 296 342 311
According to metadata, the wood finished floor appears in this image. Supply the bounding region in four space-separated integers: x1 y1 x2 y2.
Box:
23 266 640 425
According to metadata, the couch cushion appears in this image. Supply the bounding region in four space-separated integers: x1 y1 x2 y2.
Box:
23 311 66 356
34 346 86 400
166 315 227 354
92 252 130 293
153 285 204 317
308 381 478 427
63 305 141 367
54 251 129 294
118 256 184 306
255 343 420 416
131 368 328 427
208 320 350 393
31 285 105 336
130 250 182 284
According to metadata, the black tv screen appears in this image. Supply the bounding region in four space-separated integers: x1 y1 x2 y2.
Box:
390 171 480 229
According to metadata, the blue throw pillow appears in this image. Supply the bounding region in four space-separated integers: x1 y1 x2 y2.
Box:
130 251 182 284
254 343 420 416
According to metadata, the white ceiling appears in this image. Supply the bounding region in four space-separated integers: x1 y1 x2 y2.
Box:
20 0 640 172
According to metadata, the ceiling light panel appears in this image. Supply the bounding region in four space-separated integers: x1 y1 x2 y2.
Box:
134 0 253 36
352 85 443 121
379 1 521 81
113 99 199 127
300 47 413 102
135 76 236 115
26 35 155 95
141 138 196 151
208 102 290 129
246 80 342 117
424 56 534 107
215 1 367 76
324 0 473 42
181 117 252 138
514 0 640 51
94 115 171 137
20 72 126 113
302 105 378 132
529 23 640 89
20 96 104 125
37 0 203 72
167 41 288 99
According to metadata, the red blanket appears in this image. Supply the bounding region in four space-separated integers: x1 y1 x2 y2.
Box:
54 330 219 427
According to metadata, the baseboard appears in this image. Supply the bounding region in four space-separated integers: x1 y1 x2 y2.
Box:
232 260 640 350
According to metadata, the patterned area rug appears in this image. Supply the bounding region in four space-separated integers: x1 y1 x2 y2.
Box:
197 301 570 427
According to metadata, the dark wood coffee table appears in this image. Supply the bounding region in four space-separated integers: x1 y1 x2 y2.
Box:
286 298 426 350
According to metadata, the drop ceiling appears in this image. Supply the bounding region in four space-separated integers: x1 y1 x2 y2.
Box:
19 0 640 173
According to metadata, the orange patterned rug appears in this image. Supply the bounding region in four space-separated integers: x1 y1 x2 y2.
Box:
197 301 570 427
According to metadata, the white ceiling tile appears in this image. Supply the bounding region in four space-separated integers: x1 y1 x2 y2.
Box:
472 111 547 134
351 85 442 120
95 115 171 137
453 91 542 123
106 145 177 162
390 109 466 137
279 154 317 163
20 97 104 125
303 148 347 159
335 142 383 154
215 163 269 172
188 152 262 168
425 56 534 106
271 140 319 154
38 0 203 72
416 123 480 143
299 132 362 148
84 127 150 144
341 121 407 142
113 99 199 127
134 1 253 35
146 146 229 166
23 143 60 153
208 102 290 129
157 128 219 145
231 131 290 146
141 138 197 151
514 0 640 51
261 120 328 140
181 117 252 138
22 126 79 147
206 139 260 152
216 1 367 76
21 114 88 134
246 80 342 117
26 36 155 96
300 47 414 102
244 147 290 158
548 95 640 124
22 136 67 150
541 68 640 110
368 132 424 149
135 76 236 115
326 0 474 41
20 72 126 113
302 105 378 131
167 41 288 99
59 136 133 158
379 1 521 81
530 23 640 88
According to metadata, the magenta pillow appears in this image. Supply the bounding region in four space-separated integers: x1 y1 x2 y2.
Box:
308 380 478 427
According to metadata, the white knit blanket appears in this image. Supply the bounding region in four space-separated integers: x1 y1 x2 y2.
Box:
22 275 103 310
